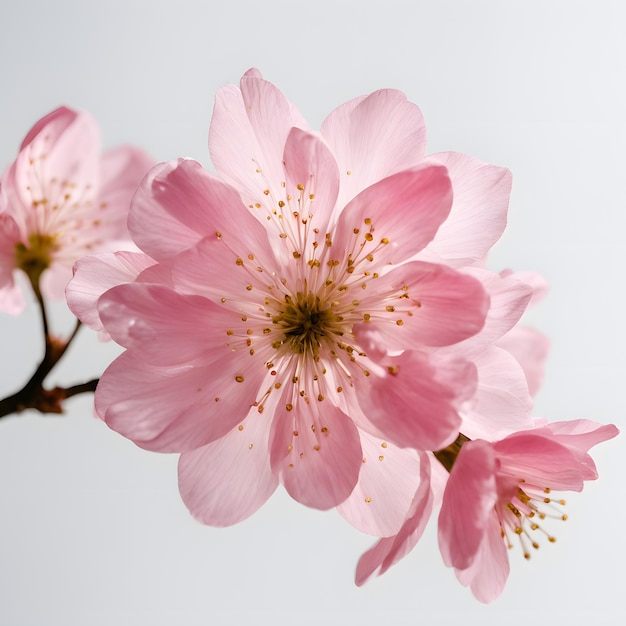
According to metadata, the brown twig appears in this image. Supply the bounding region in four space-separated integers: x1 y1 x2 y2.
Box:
0 272 98 418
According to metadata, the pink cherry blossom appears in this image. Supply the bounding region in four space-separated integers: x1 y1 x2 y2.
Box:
92 158 486 514
69 71 495 521
438 420 619 602
356 420 618 601
0 106 154 313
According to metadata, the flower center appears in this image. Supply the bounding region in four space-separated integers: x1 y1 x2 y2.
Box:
15 233 59 286
272 290 345 357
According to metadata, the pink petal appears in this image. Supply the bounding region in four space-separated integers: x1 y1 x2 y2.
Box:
129 159 272 263
97 144 155 242
269 399 362 510
127 160 204 260
178 412 278 527
546 419 620 452
455 512 510 603
209 74 308 207
419 152 511 267
19 106 77 150
242 67 263 79
355 536 399 588
170 235 276 306
39 262 74 303
438 439 498 570
9 107 100 224
240 71 308 158
355 350 473 451
331 165 453 268
136 261 173 286
0 278 24 315
496 326 550 396
98 283 231 365
494 434 586 491
0 214 25 314
512 270 549 305
459 268 532 349
541 420 620 480
337 430 421 536
370 261 489 349
282 127 340 238
96 349 266 453
355 451 433 585
321 89 427 215
461 346 533 440
66 251 156 332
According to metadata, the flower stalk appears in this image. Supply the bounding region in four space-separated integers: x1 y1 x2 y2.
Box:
0 271 98 418
433 432 471 472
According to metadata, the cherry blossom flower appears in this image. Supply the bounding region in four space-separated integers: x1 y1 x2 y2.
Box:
206 69 531 534
0 106 154 313
68 71 495 520
439 419 619 602
356 419 618 601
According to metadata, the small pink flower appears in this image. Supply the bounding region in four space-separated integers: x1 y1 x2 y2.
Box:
356 420 618 601
438 420 619 602
0 106 154 312
69 70 495 522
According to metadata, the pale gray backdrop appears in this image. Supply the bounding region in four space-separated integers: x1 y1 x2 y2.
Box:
1 1 624 624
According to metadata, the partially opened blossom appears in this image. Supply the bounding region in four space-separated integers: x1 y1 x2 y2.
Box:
69 70 495 521
438 420 619 602
0 106 154 313
353 272 607 588
356 420 618 601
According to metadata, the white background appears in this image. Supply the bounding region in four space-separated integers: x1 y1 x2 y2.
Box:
1 1 624 624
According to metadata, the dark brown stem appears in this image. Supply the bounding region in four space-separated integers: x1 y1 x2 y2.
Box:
0 379 99 417
61 379 99 399
0 272 95 418
433 432 471 473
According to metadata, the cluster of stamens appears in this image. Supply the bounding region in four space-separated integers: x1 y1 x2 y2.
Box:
500 483 568 560
271 290 345 357
220 167 423 437
14 138 106 280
